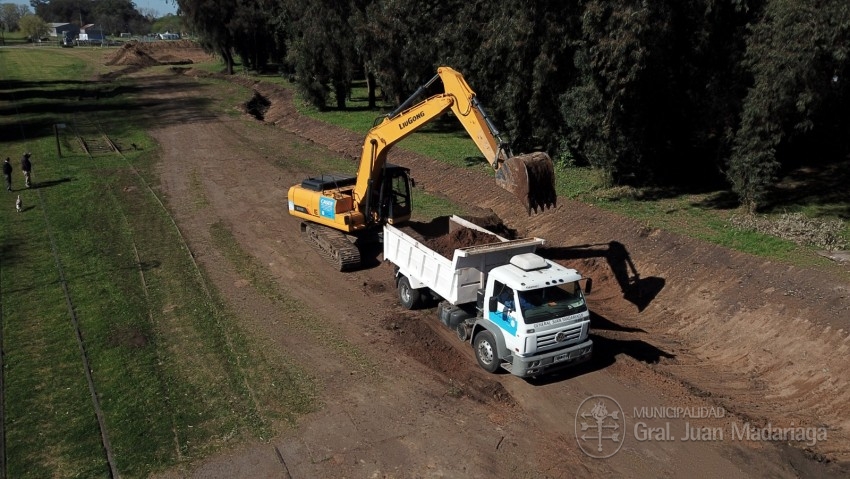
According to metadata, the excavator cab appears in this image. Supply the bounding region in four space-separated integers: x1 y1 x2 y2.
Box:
368 164 412 226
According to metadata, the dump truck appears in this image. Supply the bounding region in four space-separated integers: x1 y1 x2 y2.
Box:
384 215 593 378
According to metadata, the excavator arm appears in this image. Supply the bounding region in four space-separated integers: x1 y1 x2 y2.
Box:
287 66 555 271
355 66 557 214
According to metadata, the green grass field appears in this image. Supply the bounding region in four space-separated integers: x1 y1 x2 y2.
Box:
0 46 315 478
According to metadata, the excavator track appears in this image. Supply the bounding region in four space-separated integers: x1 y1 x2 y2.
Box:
300 222 361 271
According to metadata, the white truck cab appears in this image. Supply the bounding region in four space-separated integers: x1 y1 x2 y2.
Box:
473 253 592 377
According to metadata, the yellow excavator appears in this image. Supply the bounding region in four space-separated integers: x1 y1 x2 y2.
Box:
287 66 557 270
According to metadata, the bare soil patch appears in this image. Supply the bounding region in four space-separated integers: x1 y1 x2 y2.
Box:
427 226 501 258
379 311 515 406
107 326 148 349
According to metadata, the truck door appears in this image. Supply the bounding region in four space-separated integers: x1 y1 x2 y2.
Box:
491 281 519 336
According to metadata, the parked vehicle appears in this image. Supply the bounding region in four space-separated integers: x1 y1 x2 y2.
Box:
60 32 74 47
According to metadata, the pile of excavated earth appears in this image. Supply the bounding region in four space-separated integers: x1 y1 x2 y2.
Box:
105 40 211 67
398 214 510 259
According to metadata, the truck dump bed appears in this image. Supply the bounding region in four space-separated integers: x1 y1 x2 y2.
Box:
383 215 544 305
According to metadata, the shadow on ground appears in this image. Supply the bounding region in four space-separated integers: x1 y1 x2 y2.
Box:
541 242 666 312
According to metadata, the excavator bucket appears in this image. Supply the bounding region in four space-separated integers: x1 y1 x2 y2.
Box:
495 152 557 214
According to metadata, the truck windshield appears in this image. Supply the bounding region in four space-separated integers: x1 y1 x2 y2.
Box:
517 282 587 324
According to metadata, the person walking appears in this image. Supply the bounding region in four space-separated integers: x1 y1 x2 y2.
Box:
3 158 12 192
21 152 32 188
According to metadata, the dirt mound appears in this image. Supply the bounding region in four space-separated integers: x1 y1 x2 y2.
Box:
139 39 199 51
105 42 160 67
380 311 515 405
465 211 518 239
156 54 194 65
105 40 211 68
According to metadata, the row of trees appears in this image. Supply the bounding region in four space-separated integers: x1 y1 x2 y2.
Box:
174 2 850 208
0 3 29 33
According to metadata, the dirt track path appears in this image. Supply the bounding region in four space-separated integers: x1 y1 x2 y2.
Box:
127 64 850 478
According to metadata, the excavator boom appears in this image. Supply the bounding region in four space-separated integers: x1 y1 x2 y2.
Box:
430 67 556 213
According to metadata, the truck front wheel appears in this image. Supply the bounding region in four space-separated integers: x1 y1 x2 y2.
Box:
397 276 420 310
473 330 500 373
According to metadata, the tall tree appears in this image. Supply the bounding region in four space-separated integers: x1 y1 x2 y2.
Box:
91 0 147 34
354 0 452 105
177 0 236 73
463 0 580 157
18 13 47 41
230 0 280 72
729 0 850 210
286 0 357 109
30 0 92 24
654 0 757 186
560 0 660 181
1 3 30 32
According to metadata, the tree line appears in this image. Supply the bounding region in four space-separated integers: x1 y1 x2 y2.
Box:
122 1 850 209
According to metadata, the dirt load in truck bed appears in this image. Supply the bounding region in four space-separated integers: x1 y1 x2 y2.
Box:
396 214 513 259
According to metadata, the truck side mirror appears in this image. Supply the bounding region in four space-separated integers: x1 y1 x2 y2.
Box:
489 297 498 312
583 278 593 295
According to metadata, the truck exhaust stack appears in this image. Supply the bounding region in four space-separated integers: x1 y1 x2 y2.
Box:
496 152 558 214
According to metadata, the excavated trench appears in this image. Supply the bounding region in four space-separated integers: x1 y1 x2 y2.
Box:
245 92 271 121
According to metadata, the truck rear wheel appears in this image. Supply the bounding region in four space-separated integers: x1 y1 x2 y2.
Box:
456 322 469 341
397 276 421 310
473 330 500 373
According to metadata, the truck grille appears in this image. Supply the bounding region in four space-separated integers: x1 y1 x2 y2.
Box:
537 323 583 350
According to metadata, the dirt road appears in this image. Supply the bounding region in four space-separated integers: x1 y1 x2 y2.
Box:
112 44 850 478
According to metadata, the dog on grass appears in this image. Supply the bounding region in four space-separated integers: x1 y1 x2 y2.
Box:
15 194 22 213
